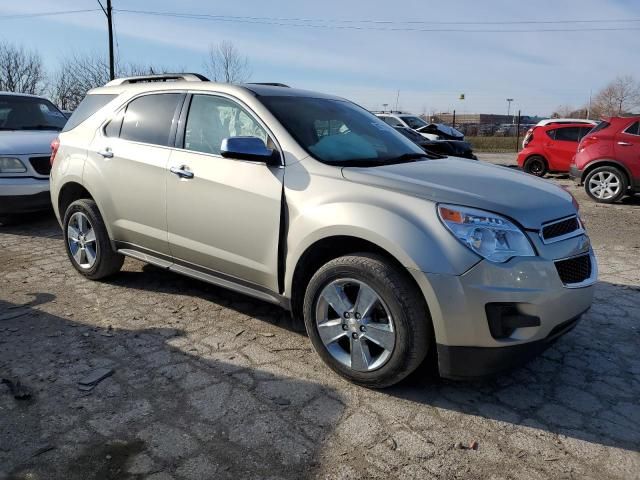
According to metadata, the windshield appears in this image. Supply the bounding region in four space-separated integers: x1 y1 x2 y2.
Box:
0 95 67 131
260 96 425 165
401 116 428 129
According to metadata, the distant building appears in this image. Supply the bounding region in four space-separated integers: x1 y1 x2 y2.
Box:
430 113 515 125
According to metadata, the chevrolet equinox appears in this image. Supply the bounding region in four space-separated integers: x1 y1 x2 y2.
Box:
50 74 596 388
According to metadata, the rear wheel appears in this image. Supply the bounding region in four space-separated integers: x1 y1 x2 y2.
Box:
584 166 627 204
303 253 431 388
523 155 548 177
63 199 124 279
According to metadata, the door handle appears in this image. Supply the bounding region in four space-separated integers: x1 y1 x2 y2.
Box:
98 148 113 158
617 141 632 146
170 165 194 179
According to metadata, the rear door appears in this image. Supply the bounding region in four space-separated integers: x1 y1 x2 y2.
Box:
165 93 284 291
89 92 184 255
544 126 581 171
615 120 640 181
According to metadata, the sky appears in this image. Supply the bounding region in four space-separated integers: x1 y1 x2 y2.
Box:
1 0 639 116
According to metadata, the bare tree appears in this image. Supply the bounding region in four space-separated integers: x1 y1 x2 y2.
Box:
204 41 251 83
0 42 46 94
50 53 177 110
592 75 640 117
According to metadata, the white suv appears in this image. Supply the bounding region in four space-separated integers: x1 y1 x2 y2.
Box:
0 92 67 223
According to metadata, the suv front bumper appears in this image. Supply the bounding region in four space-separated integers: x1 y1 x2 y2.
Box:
0 177 51 215
411 249 595 379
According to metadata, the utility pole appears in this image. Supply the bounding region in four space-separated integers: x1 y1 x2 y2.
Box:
506 98 514 122
394 90 400 112
97 0 115 80
107 0 114 80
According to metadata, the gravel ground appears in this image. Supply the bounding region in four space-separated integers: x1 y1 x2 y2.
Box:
1 165 639 479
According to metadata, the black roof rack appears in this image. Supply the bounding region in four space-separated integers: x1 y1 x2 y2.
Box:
246 82 290 88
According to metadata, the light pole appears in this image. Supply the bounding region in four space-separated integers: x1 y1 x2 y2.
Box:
506 98 514 121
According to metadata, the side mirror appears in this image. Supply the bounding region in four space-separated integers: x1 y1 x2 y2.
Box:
220 136 280 165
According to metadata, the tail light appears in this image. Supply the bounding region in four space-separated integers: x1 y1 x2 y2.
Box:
50 137 60 166
522 128 534 148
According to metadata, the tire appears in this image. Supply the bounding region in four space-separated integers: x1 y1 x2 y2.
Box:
303 253 431 388
584 166 628 204
63 199 124 279
523 155 548 177
0 215 17 226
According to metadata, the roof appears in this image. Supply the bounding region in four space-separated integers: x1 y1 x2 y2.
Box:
536 118 597 127
89 76 344 101
0 91 49 100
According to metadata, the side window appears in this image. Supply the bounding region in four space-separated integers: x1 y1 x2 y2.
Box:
381 116 403 127
546 129 556 140
624 121 639 136
554 127 581 142
120 93 182 146
184 95 268 155
104 111 123 138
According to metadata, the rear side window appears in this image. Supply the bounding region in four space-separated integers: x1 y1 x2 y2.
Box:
554 127 581 142
579 126 593 139
120 93 182 146
624 121 639 136
589 121 610 134
62 94 117 132
546 129 556 140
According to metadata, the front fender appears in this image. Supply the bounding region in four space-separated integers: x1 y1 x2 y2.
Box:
283 184 480 297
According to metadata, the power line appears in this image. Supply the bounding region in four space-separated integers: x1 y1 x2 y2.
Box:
113 9 640 33
0 9 100 20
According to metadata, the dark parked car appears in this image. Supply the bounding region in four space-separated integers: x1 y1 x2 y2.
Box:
394 127 477 160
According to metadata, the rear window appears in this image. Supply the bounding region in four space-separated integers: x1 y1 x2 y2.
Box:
589 121 610 134
624 121 639 136
119 93 182 147
62 94 117 132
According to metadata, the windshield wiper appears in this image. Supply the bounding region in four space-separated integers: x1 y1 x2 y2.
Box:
386 152 443 163
20 125 62 131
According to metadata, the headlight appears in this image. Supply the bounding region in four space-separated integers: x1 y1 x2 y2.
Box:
0 157 27 174
438 204 535 263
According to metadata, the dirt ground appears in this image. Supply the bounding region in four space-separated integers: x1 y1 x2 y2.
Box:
1 160 639 479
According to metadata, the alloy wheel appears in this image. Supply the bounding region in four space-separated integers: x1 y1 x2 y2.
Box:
67 212 98 269
588 171 621 200
314 278 396 372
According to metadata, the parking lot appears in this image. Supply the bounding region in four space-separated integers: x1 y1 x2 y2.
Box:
1 156 639 480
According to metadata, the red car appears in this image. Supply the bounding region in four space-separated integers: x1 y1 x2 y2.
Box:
570 116 640 203
518 119 596 176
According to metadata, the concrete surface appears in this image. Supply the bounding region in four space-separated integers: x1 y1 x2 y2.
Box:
1 172 639 479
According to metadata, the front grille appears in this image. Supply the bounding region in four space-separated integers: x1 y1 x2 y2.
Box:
555 254 592 285
29 156 51 176
542 216 580 242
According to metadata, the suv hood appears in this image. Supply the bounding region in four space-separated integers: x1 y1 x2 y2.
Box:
342 158 575 229
0 130 58 155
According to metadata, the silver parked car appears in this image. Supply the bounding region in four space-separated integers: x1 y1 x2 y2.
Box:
0 92 67 223
50 74 596 388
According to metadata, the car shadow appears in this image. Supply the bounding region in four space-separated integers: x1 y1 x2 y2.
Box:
385 279 640 453
0 210 61 239
101 262 640 454
0 295 339 480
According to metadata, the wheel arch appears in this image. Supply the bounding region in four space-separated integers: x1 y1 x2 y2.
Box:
57 181 115 240
581 159 632 186
288 234 428 326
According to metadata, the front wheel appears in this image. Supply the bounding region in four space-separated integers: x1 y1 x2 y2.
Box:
584 166 628 203
63 199 124 279
303 253 431 388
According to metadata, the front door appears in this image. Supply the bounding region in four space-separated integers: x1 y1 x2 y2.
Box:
615 120 640 181
544 126 581 171
166 93 284 292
